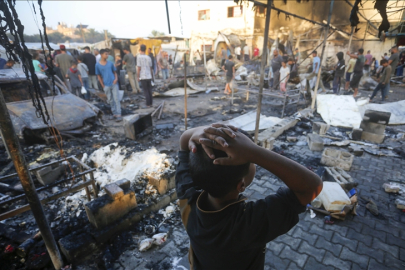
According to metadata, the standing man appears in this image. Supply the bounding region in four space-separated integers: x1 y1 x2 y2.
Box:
384 46 400 98
94 49 101 63
159 53 169 81
221 55 235 95
123 47 141 93
253 45 259 58
347 48 365 98
294 48 300 63
306 51 326 93
333 52 345 94
194 50 202 66
221 47 227 67
235 45 241 61
369 59 391 102
271 49 283 91
137 44 154 107
81 46 98 90
243 44 250 61
364 50 373 73
148 48 156 73
55 45 74 87
96 49 122 122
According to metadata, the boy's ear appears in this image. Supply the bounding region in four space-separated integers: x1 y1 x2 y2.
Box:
237 179 246 193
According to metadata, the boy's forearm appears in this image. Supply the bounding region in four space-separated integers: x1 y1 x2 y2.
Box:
249 146 322 205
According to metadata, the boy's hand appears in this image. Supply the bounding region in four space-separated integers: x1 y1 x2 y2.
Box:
200 128 259 166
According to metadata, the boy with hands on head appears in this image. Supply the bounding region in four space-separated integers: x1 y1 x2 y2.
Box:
176 124 323 270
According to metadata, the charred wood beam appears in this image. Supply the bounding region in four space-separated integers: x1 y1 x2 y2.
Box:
344 0 379 31
0 179 95 221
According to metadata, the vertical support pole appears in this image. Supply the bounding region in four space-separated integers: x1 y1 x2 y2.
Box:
311 0 335 110
361 21 369 48
165 0 171 34
346 27 354 63
254 0 272 143
0 90 63 269
184 53 188 130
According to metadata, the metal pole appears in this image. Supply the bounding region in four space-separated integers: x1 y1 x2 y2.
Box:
254 0 272 143
311 0 335 110
165 0 171 34
184 53 188 130
346 27 354 63
0 89 63 269
361 21 369 48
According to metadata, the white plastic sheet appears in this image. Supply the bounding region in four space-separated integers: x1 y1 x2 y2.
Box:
317 95 363 128
222 110 283 132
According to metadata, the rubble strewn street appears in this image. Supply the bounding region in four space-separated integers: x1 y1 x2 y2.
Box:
1 0 405 269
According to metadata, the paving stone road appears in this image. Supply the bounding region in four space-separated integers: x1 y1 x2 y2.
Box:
111 140 405 269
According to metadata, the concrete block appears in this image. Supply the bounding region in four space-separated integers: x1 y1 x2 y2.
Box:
263 137 275 150
307 134 324 151
351 128 363 141
287 136 297 142
123 113 153 140
363 110 391 125
148 175 175 195
103 183 124 200
34 162 67 186
312 122 330 135
58 232 100 264
361 131 385 144
115 178 130 191
324 167 354 184
360 121 386 135
320 148 354 171
85 187 137 229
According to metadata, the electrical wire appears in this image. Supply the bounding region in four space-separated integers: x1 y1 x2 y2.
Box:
178 1 183 35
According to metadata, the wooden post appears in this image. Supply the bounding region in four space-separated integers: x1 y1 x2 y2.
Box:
184 53 188 130
311 0 335 110
254 0 272 143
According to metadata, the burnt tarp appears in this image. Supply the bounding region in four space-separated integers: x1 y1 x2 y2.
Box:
6 94 100 137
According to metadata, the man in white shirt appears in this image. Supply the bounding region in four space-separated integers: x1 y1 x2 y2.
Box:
243 45 250 61
137 44 154 107
235 46 241 61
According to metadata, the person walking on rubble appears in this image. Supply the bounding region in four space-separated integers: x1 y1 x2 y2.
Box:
158 52 170 81
306 51 326 94
137 44 154 108
347 48 365 98
123 47 141 93
364 50 373 73
96 49 122 122
222 55 235 95
384 46 400 98
345 54 357 91
271 49 283 91
333 52 345 94
176 124 322 270
77 56 90 100
279 60 290 96
81 46 98 90
369 59 391 102
235 45 241 61
221 47 227 67
243 44 250 61
66 61 84 98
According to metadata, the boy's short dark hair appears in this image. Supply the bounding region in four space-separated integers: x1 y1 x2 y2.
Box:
288 58 293 62
77 55 83 62
189 130 252 198
358 48 364 54
140 45 146 52
32 52 39 59
228 55 233 59
312 51 317 55
84 46 90 50
123 47 130 52
380 59 387 65
100 49 107 55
